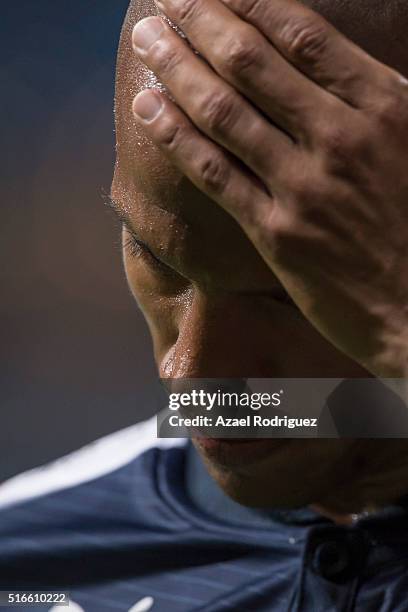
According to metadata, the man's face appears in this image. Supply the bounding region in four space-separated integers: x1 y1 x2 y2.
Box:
111 0 407 508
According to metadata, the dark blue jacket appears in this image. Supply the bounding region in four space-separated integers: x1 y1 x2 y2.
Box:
0 416 407 612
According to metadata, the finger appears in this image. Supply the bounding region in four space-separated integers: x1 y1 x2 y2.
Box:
155 0 341 141
220 0 400 109
132 88 274 231
132 17 296 187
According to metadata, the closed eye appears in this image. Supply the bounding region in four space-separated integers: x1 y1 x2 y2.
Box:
104 194 178 276
123 227 177 276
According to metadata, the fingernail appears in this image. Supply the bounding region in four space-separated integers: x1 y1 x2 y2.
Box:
132 17 165 52
133 90 163 121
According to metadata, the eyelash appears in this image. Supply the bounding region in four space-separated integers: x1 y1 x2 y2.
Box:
123 231 144 258
123 229 174 275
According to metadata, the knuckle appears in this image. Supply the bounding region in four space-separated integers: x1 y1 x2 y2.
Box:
198 154 230 195
199 90 239 134
149 41 182 76
173 0 201 24
223 0 263 19
157 121 183 151
221 32 262 74
280 17 328 64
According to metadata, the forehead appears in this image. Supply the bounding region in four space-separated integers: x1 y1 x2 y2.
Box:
112 0 406 286
122 0 408 69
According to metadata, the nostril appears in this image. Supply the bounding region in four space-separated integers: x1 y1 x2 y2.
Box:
160 344 199 379
161 344 177 378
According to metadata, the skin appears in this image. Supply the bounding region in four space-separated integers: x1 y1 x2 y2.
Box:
111 0 408 519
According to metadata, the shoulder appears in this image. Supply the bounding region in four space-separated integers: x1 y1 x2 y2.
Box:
0 413 186 510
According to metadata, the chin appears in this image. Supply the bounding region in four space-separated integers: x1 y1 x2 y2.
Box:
202 455 316 509
196 437 354 510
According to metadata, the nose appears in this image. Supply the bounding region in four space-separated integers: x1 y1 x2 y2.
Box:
159 289 261 379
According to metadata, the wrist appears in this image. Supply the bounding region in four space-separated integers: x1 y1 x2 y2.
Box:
367 312 408 403
365 306 408 378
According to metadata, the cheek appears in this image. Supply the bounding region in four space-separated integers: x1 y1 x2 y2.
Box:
124 251 185 359
124 245 368 378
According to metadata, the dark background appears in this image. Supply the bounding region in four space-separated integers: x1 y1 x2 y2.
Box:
1 1 162 481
